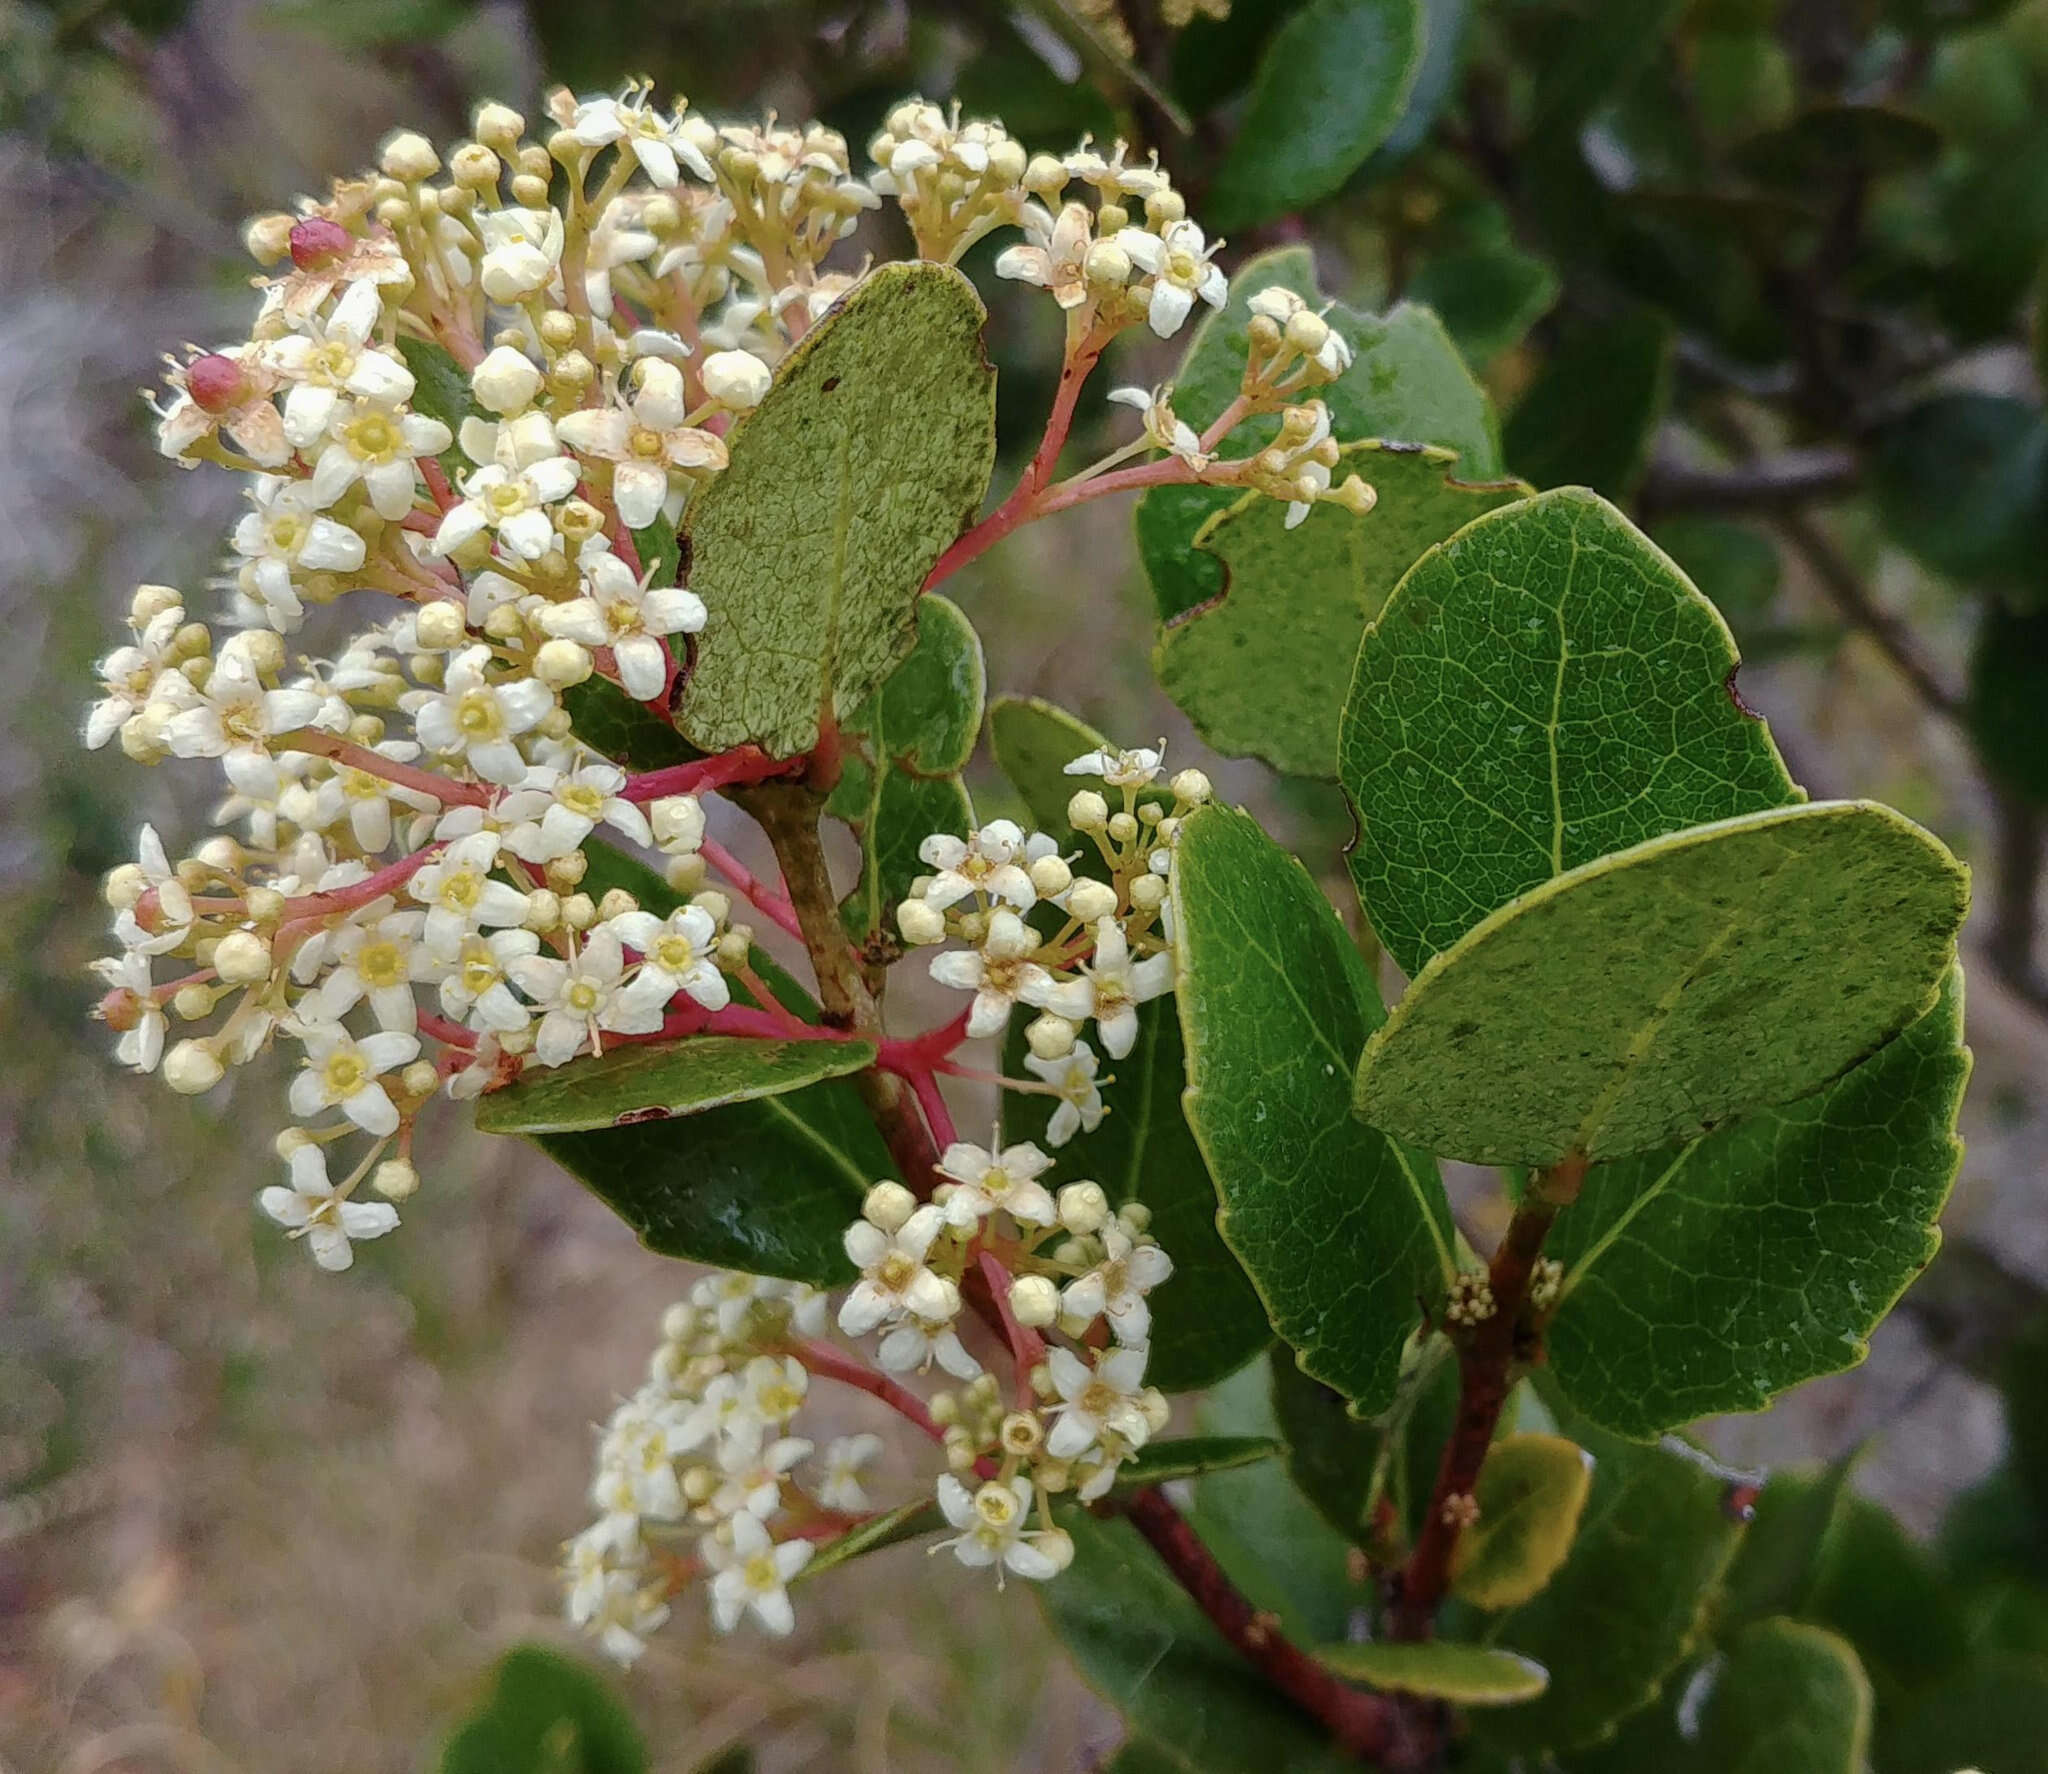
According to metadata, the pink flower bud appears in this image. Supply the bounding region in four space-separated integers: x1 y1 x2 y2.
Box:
185 353 249 415
288 216 352 270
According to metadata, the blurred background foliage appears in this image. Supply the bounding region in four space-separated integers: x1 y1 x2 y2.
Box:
6 0 2048 1768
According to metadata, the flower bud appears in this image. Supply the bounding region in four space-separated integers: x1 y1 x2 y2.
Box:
1009 1274 1060 1327
1067 879 1118 924
401 1060 439 1098
701 349 773 410
987 138 1028 185
172 983 215 1021
1028 854 1073 899
864 1180 917 1231
1284 309 1331 355
1023 153 1067 193
533 637 594 689
379 130 440 181
661 1302 699 1342
664 854 708 895
690 890 731 927
1107 812 1139 845
1025 1013 1076 1060
1128 873 1167 911
524 888 562 930
546 850 588 889
243 212 296 264
1067 789 1108 831
650 795 705 853
715 929 752 969
244 886 287 923
560 892 596 930
474 101 525 150
897 896 946 946
1058 1180 1110 1235
414 601 467 651
1170 767 1211 805
275 1127 313 1157
472 344 544 415
597 888 638 922
1083 239 1132 284
288 215 353 270
103 863 146 910
1036 1527 1076 1572
185 354 251 415
163 1040 224 1095
448 142 501 189
212 930 272 985
1140 1387 1172 1435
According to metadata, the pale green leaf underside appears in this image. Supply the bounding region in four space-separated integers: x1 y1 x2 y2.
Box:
1111 1435 1279 1488
1173 803 1454 1413
1452 1432 1596 1610
1155 442 1526 778
678 262 997 756
1313 1641 1549 1706
476 1035 878 1135
1354 800 1968 1165
1340 486 1800 978
1691 1618 1873 1774
1547 969 1969 1438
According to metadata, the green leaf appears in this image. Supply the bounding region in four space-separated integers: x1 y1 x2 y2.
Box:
1527 0 1689 133
1339 486 1799 977
1452 1433 1595 1610
1406 243 1560 366
1806 1494 1971 1703
1112 1435 1280 1488
828 594 985 942
986 695 1174 853
632 511 682 589
1039 1508 1357 1774
1155 442 1526 778
397 334 483 435
1359 0 1474 176
474 1035 880 1135
1545 969 1970 1437
1172 803 1454 1411
1970 600 2048 803
561 676 702 772
1872 393 2048 600
796 1500 940 1580
1353 801 1969 1166
531 1076 889 1284
677 263 997 757
1648 516 1781 636
1883 1660 2048 1774
1269 1345 1396 1542
1713 1459 1856 1635
1206 0 1424 230
1135 245 1502 624
1313 1641 1549 1705
1002 996 1272 1392
1731 103 1943 185
1503 307 1674 500
1689 1618 1872 1774
1480 1426 1748 1755
439 1644 646 1774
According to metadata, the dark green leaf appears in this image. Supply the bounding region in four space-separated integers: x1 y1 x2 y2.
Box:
475 1035 880 1135
561 677 702 772
1353 802 1970 1167
1503 307 1673 500
1358 0 1474 176
986 695 1173 851
632 511 682 589
1171 0 1309 113
678 263 997 757
1806 1494 1971 1703
439 1644 646 1774
1872 394 2048 600
1688 1618 1873 1774
1970 601 2048 803
397 334 483 435
1527 0 1689 133
1155 442 1526 778
1452 1433 1595 1610
1314 1640 1548 1704
1269 1345 1396 1542
1480 1426 1748 1755
1340 486 1799 978
1406 243 1560 366
796 1501 940 1580
1731 104 1944 185
1545 970 1969 1437
1648 516 1782 635
1714 1459 1856 1635
1003 995 1271 1392
1112 1435 1280 1488
1207 0 1424 230
1883 1660 2048 1774
1173 804 1454 1411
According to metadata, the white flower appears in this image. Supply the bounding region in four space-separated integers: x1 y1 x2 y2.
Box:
1108 384 1207 468
470 344 544 415
90 949 167 1072
699 349 773 409
497 759 653 862
228 479 368 632
584 1567 671 1665
553 359 727 531
407 831 534 955
287 1022 420 1135
408 645 556 783
1062 1224 1174 1346
568 83 714 188
536 543 707 701
928 908 1087 1041
258 1143 400 1271
708 1510 811 1635
614 903 730 1016
438 927 541 1032
1277 402 1336 529
839 1204 959 1336
265 280 416 449
476 204 565 304
875 1315 981 1379
1024 1041 1105 1147
917 820 1035 911
111 824 195 958
306 402 453 521
934 1475 1061 1584
508 928 661 1066
1064 743 1162 788
430 450 580 560
152 346 289 467
1043 1344 1153 1461
714 1433 814 1519
85 600 188 750
1079 919 1174 1059
1114 218 1228 337
162 646 330 799
300 909 430 1031
995 202 1092 307
815 1434 881 1512
933 1137 1057 1229
307 739 441 852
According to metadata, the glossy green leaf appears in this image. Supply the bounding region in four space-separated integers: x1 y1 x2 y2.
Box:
1314 1640 1548 1705
1269 1346 1395 1542
986 695 1174 851
1340 486 1800 977
1112 1435 1280 1489
1206 0 1424 230
1452 1433 1595 1610
397 334 482 436
1480 1427 1748 1755
1039 1507 1357 1774
829 594 984 942
1173 803 1454 1411
1406 243 1560 365
1546 970 1969 1437
560 676 701 772
1354 801 1969 1166
475 1035 879 1135
1970 601 2048 803
1002 996 1271 1392
1361 0 1475 175
678 263 997 757
1503 308 1673 499
439 1644 645 1774
1872 393 2048 600
1136 245 1502 624
1155 443 1526 778
796 1500 939 1580
1680 1618 1874 1774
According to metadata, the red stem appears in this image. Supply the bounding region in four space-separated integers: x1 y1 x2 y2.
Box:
621 747 801 803
286 730 490 807
701 836 803 938
976 1248 1046 1406
906 1063 959 1149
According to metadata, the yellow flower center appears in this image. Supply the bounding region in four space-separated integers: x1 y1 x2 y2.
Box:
454 689 502 738
629 426 667 460
321 1048 369 1097
356 939 407 989
437 867 483 912
345 413 398 460
486 481 529 516
742 1552 780 1591
878 1251 917 1291
560 782 605 818
653 933 699 971
566 978 602 1014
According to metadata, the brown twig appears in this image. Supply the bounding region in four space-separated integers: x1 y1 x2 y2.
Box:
1121 1487 1439 1768
1637 445 1861 518
1988 781 2048 1016
1389 1155 1586 1642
